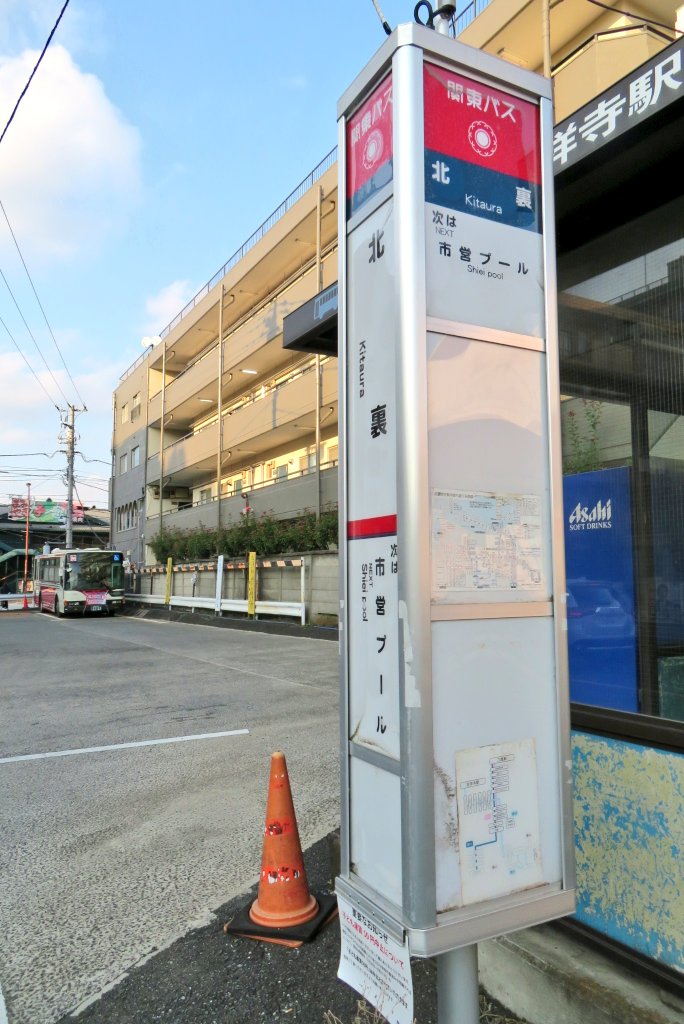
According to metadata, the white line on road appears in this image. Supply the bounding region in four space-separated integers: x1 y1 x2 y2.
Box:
0 980 8 1024
0 729 249 765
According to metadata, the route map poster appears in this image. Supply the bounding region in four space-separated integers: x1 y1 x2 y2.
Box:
431 488 543 595
456 738 543 904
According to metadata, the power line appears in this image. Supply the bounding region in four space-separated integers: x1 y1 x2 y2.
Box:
75 476 110 493
0 266 71 405
72 480 110 545
0 0 71 148
0 312 60 409
369 0 392 34
0 0 86 411
0 451 59 458
0 205 87 409
76 452 111 466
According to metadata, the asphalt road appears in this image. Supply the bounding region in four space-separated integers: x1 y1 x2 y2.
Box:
0 611 341 1024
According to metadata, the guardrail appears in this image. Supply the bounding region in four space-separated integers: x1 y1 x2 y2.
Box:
126 592 306 624
0 593 34 611
126 555 307 625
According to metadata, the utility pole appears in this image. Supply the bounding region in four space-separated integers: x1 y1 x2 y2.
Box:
23 481 31 594
63 404 83 549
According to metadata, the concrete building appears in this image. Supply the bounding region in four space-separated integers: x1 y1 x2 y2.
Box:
111 152 338 568
111 0 684 1001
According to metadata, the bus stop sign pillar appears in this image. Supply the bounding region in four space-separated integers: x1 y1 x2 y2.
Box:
336 23 575 1024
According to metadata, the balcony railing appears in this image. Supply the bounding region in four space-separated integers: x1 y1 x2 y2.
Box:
145 459 338 519
454 0 492 34
149 357 330 456
120 344 154 383
159 147 338 340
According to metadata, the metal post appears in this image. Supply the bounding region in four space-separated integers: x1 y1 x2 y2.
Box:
215 553 224 615
159 344 167 541
216 284 225 540
542 0 551 79
315 186 323 521
164 556 173 607
437 945 479 1024
300 556 306 626
434 5 452 35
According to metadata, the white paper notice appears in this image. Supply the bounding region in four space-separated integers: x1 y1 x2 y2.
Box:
456 739 543 904
432 488 543 595
337 894 413 1024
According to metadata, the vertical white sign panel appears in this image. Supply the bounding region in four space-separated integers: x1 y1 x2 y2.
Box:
347 203 400 759
346 72 400 762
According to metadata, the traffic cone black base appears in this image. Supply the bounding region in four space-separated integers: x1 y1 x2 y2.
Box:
224 891 337 948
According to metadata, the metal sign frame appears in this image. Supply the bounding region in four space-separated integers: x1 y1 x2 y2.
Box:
337 23 575 957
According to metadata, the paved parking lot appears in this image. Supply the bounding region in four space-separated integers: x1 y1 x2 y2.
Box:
0 612 340 1024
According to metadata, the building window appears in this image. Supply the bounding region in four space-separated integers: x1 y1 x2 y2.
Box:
131 393 141 421
131 446 140 468
199 487 212 504
558 195 684 722
121 404 129 424
119 453 128 475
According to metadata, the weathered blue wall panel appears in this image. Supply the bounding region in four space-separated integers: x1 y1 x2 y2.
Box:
572 730 684 973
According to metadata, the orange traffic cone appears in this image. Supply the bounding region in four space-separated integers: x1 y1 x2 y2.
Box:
250 751 318 928
224 751 337 947
22 596 29 610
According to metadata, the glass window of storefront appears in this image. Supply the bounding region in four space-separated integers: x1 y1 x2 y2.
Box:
558 196 684 722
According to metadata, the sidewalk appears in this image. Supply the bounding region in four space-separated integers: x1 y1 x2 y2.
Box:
55 831 683 1024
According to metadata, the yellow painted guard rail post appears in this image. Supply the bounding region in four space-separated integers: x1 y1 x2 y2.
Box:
165 557 173 608
247 551 257 618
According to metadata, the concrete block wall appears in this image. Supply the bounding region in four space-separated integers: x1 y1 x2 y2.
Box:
132 550 339 624
308 551 339 624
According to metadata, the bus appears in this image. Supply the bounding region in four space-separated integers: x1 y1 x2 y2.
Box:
34 548 125 616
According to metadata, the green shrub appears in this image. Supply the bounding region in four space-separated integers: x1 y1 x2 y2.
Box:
148 508 339 564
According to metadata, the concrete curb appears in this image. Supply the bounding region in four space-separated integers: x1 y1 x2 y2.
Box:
479 923 684 1024
123 604 339 642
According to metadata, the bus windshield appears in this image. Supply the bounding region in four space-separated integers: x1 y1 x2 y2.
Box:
65 553 125 593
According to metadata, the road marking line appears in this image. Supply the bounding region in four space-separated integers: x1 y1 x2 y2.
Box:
0 729 249 765
0 980 8 1024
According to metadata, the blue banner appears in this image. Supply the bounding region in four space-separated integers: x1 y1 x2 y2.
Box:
425 149 542 232
563 467 638 711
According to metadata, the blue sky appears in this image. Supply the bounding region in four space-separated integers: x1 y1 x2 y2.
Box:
0 0 439 507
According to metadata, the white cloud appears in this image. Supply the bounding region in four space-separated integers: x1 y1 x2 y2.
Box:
143 279 195 336
0 2 107 70
0 44 141 262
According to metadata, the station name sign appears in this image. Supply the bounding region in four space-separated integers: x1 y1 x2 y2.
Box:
553 37 683 172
